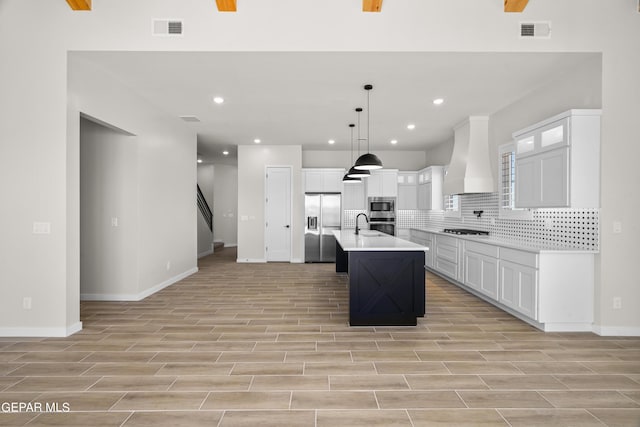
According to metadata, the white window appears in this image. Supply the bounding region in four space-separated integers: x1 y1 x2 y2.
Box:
443 194 461 218
499 143 533 220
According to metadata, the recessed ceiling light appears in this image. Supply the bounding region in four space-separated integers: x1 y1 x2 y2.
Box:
433 98 444 105
328 139 335 145
222 151 229 156
254 139 261 144
390 139 398 145
213 96 224 104
407 124 416 130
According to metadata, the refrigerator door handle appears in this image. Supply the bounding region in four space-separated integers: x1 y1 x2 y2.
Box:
307 216 318 230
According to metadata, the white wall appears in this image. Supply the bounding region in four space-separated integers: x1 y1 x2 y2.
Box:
1 0 639 335
197 164 214 256
303 150 427 171
238 145 303 262
80 118 139 299
213 164 239 247
70 56 198 302
424 139 455 168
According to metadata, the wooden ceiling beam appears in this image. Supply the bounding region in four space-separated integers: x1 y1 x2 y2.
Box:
216 0 237 12
66 0 91 10
504 0 529 13
363 0 383 13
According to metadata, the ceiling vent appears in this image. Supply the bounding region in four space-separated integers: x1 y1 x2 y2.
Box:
179 116 200 122
153 19 183 36
520 22 551 38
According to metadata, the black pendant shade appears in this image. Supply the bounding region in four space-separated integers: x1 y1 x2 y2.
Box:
342 174 361 183
347 165 370 178
354 153 383 170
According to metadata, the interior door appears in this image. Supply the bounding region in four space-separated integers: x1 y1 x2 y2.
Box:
266 167 291 262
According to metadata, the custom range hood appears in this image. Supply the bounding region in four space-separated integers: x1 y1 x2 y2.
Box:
443 116 494 195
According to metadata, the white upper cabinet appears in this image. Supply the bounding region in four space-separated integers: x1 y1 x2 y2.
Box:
397 172 417 209
513 110 601 208
342 181 366 210
416 166 444 211
302 168 344 193
366 169 398 198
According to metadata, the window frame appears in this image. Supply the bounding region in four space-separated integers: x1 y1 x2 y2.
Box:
498 142 533 220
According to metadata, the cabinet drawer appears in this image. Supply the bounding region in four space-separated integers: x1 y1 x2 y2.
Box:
437 235 458 247
465 241 498 258
410 229 430 240
500 247 537 268
435 257 457 279
436 244 457 263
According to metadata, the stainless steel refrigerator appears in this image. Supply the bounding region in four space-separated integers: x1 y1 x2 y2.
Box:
305 193 341 262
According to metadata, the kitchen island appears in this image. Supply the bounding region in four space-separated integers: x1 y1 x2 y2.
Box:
333 230 427 326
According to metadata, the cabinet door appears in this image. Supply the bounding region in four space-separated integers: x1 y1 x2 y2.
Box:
322 170 344 193
382 170 398 197
464 252 483 292
398 185 417 209
515 156 537 208
417 183 427 210
499 260 538 320
304 170 323 193
539 148 569 207
342 181 365 210
366 171 383 197
424 182 433 210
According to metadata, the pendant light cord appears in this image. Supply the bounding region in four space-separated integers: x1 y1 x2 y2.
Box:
367 89 371 154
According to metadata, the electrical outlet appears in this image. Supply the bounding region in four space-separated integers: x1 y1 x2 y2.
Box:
613 297 622 309
111 217 119 227
32 222 51 234
545 218 553 229
23 297 32 310
166 261 171 271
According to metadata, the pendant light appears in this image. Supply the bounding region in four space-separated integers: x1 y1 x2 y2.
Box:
354 84 383 170
347 107 371 178
342 124 361 183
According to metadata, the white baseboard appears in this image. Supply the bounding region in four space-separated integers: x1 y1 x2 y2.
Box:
198 249 213 258
291 258 303 263
237 258 266 263
592 325 640 337
542 322 593 333
0 321 83 338
224 243 237 247
81 267 198 301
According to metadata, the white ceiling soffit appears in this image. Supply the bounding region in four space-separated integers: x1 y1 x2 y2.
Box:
71 51 599 161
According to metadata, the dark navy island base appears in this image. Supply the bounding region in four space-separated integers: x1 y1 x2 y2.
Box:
336 242 425 326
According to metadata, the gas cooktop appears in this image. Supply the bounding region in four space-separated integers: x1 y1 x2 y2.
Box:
443 228 489 236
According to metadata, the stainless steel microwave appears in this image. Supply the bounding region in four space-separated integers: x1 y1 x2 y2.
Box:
368 197 395 213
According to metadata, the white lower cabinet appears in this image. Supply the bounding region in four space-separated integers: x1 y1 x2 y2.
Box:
498 259 537 320
464 242 499 301
434 235 459 281
409 229 434 269
421 233 594 332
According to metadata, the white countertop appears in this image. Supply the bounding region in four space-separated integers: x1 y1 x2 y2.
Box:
408 228 598 254
333 230 428 252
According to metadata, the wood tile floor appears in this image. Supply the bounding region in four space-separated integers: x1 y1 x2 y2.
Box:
1 247 640 426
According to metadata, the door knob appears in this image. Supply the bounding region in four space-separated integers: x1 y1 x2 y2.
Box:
285 225 290 228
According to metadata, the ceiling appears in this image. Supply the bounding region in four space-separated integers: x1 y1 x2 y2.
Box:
75 51 597 164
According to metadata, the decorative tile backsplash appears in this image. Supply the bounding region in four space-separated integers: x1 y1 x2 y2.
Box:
344 192 599 250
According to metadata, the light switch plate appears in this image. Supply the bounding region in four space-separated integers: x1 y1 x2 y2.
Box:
613 221 622 234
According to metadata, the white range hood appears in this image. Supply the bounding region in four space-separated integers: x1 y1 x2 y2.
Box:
443 116 494 195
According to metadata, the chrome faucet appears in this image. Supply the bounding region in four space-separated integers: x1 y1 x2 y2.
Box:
355 213 369 235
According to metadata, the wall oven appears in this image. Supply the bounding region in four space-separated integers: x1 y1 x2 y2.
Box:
368 197 396 236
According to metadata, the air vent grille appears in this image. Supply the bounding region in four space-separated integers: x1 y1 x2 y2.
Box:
520 22 551 38
168 21 182 34
521 24 535 37
153 19 183 36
